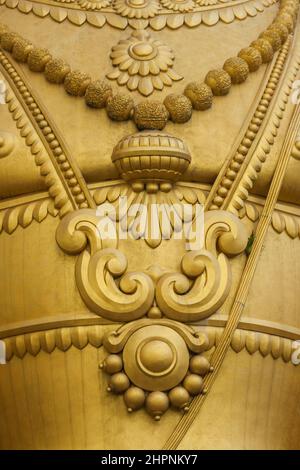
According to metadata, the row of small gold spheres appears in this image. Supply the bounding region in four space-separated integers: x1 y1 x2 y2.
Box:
208 37 292 210
0 0 298 131
0 49 90 209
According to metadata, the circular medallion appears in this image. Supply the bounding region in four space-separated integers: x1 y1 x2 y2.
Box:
123 325 189 391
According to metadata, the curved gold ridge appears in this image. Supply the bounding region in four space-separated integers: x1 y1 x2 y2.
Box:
1 0 297 123
0 0 300 450
0 0 279 31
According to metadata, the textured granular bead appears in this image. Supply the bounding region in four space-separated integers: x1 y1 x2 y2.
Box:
28 48 52 72
277 13 295 32
259 30 282 52
0 32 21 52
85 80 112 108
64 70 91 97
133 100 169 130
163 94 192 123
238 47 262 72
12 38 33 63
205 69 231 96
274 17 294 34
250 39 274 63
223 57 249 84
44 58 71 84
268 23 289 43
184 82 213 111
106 93 134 121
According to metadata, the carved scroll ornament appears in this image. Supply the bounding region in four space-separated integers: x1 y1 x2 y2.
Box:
55 131 248 419
56 208 248 322
156 210 248 321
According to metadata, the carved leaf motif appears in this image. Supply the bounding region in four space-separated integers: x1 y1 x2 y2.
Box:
219 7 235 23
184 12 202 27
129 19 149 29
150 15 167 30
19 204 36 228
245 4 257 16
93 187 111 205
106 14 128 29
32 4 50 17
5 0 18 7
86 12 106 27
67 10 87 25
243 202 259 222
18 0 32 13
87 325 103 348
138 76 154 96
40 331 56 353
2 208 19 234
282 338 292 363
271 335 282 359
3 326 105 360
71 327 88 349
127 75 139 90
254 0 264 11
284 214 298 239
56 328 72 351
24 333 41 356
13 335 26 359
232 330 245 353
5 339 13 362
202 10 219 26
259 333 271 357
272 211 285 234
233 5 247 19
245 331 259 354
50 7 68 22
167 14 184 29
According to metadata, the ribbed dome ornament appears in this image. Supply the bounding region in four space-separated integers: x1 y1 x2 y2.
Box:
111 131 191 193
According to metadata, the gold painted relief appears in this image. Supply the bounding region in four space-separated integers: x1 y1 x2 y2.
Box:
0 0 300 452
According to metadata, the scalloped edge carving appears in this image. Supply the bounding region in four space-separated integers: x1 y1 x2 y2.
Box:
0 0 278 31
0 196 58 234
2 323 299 363
240 198 300 239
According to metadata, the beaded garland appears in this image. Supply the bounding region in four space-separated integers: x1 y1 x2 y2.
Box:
0 0 298 131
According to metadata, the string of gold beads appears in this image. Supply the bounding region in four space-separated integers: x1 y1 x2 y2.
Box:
0 0 298 131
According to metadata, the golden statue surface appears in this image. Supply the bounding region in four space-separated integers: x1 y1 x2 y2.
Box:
0 0 300 450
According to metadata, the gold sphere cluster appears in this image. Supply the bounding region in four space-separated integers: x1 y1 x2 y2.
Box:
0 0 298 130
85 79 113 108
209 36 291 210
64 70 91 97
11 38 33 63
133 100 169 130
28 48 52 73
100 352 211 420
44 58 71 84
238 47 262 72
